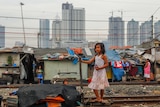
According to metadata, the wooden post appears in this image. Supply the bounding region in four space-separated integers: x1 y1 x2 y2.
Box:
78 56 84 104
79 57 83 89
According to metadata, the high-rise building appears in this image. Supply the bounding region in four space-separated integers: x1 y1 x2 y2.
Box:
108 17 124 47
62 2 85 41
0 25 5 48
154 20 160 40
71 8 85 41
39 19 50 48
52 15 62 48
127 19 139 46
140 21 152 44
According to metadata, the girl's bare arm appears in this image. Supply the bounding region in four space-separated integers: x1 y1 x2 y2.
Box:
81 56 95 64
144 62 148 68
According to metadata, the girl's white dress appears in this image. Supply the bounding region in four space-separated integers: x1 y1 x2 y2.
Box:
88 55 109 90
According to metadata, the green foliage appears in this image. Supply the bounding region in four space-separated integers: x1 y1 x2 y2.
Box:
7 56 13 65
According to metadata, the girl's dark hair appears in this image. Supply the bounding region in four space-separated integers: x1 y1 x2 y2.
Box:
94 42 106 54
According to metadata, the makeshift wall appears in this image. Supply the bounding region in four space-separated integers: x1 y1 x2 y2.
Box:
155 64 160 81
0 53 20 66
44 60 88 80
0 53 20 77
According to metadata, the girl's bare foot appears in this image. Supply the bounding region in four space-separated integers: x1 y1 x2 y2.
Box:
100 99 105 103
91 98 101 102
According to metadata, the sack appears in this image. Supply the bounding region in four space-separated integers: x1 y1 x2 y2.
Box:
150 72 154 80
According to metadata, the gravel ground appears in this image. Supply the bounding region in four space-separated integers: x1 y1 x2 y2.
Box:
0 88 18 99
78 85 160 97
77 85 160 107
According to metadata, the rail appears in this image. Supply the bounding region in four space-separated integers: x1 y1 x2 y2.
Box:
83 95 160 106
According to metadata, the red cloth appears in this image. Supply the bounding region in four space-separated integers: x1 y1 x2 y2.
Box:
114 61 123 68
129 66 138 76
88 78 92 83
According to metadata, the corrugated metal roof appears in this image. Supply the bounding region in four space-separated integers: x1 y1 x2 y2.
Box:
143 53 155 62
0 47 24 53
33 48 68 59
84 48 92 56
34 48 68 55
82 48 95 58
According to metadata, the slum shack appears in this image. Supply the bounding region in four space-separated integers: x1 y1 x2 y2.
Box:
136 39 160 81
0 46 35 84
109 39 160 82
34 48 88 83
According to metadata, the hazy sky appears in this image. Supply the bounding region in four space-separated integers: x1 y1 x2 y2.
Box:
1 0 160 47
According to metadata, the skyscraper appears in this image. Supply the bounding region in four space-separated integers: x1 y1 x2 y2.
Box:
62 2 85 41
71 8 85 41
39 19 50 48
127 19 139 46
154 20 160 40
140 21 152 44
52 16 62 48
0 25 5 48
108 17 124 47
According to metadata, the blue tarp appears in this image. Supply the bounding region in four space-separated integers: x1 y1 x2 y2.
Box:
66 48 75 56
67 48 121 66
73 58 78 64
106 50 120 61
66 48 79 64
107 50 124 81
112 67 124 81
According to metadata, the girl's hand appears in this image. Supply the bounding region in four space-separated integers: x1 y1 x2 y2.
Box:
80 60 84 63
95 65 100 70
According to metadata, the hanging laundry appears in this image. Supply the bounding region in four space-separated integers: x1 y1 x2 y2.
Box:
111 61 124 81
114 61 123 68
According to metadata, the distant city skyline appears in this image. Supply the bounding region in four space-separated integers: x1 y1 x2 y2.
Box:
108 17 124 47
52 16 62 48
140 21 152 44
61 2 85 41
0 25 5 48
127 19 139 46
154 20 160 40
39 19 50 48
51 2 87 48
0 0 160 47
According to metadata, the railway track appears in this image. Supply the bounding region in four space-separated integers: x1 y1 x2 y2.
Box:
0 81 159 88
83 95 160 107
0 82 160 107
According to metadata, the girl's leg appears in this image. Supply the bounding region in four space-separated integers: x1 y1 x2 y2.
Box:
146 78 150 82
100 89 104 100
38 79 40 84
93 89 101 101
40 79 44 84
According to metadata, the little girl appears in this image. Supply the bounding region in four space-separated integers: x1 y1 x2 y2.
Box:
81 42 109 103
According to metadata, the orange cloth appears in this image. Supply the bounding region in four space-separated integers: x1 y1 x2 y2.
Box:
41 96 65 107
71 48 82 54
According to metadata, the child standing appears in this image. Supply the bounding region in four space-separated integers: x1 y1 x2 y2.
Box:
81 42 109 103
144 59 151 82
36 65 44 84
63 79 69 85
